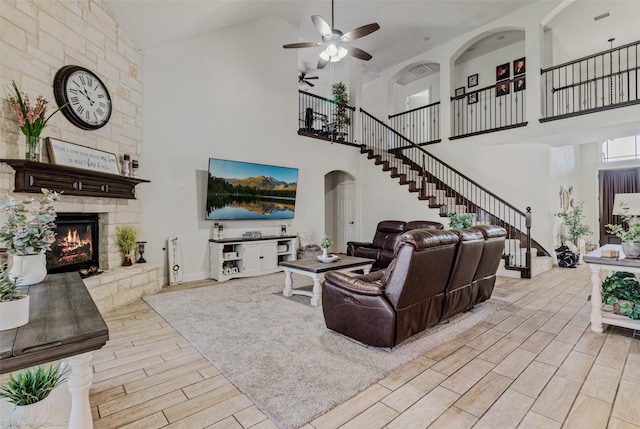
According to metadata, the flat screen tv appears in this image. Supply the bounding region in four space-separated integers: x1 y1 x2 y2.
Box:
206 158 299 220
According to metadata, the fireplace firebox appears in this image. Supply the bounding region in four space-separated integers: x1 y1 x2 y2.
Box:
46 213 99 274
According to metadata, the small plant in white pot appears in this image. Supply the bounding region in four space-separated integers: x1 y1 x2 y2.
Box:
0 188 60 285
606 204 640 258
320 235 333 259
0 262 28 331
0 363 68 428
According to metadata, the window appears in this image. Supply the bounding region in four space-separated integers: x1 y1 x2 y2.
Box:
602 135 640 162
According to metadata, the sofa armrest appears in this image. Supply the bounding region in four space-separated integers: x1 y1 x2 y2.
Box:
346 241 373 256
324 271 384 296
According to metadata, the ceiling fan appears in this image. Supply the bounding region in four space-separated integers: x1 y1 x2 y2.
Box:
298 71 319 87
283 0 380 69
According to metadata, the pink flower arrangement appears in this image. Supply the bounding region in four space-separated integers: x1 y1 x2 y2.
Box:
8 81 66 138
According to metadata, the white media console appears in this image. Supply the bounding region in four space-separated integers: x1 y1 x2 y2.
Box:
209 235 298 281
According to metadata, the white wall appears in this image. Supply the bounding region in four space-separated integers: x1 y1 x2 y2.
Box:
140 16 362 282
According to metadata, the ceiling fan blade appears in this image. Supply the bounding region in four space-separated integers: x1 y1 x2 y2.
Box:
349 47 373 61
317 57 329 69
340 23 380 42
305 76 319 80
305 80 315 87
283 41 321 49
312 15 332 38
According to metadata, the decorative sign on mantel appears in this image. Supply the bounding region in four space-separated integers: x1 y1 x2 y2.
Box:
46 137 120 175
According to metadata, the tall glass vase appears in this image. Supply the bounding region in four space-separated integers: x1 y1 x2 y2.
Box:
25 135 41 162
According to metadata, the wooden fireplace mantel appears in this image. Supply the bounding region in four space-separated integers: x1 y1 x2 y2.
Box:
0 159 150 200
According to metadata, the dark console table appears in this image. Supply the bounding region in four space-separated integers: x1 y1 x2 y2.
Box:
0 272 109 428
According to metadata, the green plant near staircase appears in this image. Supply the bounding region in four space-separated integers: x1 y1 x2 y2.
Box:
331 82 350 134
556 200 592 245
447 212 473 229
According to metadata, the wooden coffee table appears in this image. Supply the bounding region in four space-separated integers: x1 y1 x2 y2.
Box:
280 255 375 306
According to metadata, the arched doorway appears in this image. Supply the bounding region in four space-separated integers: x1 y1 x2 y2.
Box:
324 170 357 253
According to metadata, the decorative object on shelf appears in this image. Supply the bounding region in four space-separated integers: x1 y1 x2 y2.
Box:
116 225 138 266
447 212 473 229
8 81 67 162
122 154 131 177
600 271 640 320
513 57 526 76
136 241 147 263
606 193 640 258
223 260 239 275
331 82 350 139
78 265 102 279
496 62 510 81
455 87 465 97
131 159 139 177
556 199 592 259
0 262 29 331
53 65 112 130
467 73 478 88
242 231 262 239
0 362 69 429
0 189 60 285
320 235 333 259
281 224 287 236
46 137 120 175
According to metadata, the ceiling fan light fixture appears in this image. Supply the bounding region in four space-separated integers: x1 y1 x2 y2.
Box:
326 44 338 56
337 46 348 59
319 50 331 61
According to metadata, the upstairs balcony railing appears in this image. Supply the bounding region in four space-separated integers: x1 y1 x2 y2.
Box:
298 90 356 145
388 101 441 145
451 76 528 139
541 40 640 121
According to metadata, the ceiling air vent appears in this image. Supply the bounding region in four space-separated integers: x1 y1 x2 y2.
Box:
594 11 611 21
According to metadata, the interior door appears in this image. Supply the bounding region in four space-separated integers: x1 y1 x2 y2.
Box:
336 181 355 253
599 167 640 245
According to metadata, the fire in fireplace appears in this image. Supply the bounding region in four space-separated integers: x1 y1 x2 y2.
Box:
47 213 99 274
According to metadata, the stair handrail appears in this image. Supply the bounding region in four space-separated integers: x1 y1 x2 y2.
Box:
299 90 356 111
361 108 527 216
388 100 441 118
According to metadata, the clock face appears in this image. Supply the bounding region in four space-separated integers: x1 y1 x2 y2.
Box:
54 65 112 130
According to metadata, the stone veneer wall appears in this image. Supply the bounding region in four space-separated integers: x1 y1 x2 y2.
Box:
0 0 161 310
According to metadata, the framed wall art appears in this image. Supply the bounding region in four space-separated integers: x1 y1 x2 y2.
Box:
496 62 510 81
513 57 526 76
45 137 120 175
467 74 478 88
496 81 510 96
514 77 526 92
467 93 478 104
455 87 465 97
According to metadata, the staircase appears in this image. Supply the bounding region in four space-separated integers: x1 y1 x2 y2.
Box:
359 108 552 278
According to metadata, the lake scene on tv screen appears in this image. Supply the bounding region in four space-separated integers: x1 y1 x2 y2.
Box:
206 158 299 220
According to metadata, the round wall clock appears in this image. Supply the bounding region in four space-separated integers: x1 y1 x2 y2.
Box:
53 65 112 130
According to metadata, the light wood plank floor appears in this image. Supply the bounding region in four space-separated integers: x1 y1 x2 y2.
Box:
89 265 640 429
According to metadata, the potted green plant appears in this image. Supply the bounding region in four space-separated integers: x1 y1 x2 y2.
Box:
447 212 473 229
0 363 69 427
0 262 28 331
116 225 138 266
606 204 640 258
0 188 60 285
556 200 592 260
331 82 350 140
600 271 640 319
320 235 333 259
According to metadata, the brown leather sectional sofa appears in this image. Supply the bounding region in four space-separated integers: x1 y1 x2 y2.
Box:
346 220 444 270
322 225 507 348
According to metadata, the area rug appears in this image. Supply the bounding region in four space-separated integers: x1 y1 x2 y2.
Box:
144 274 525 429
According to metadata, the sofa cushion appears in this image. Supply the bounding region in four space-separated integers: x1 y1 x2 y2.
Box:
404 220 444 230
371 220 405 251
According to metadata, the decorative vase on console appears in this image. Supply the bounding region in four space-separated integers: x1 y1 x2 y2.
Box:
606 202 640 259
320 235 333 259
8 81 67 162
0 189 60 286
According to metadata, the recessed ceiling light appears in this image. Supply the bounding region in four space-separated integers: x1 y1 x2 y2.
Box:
594 11 611 21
